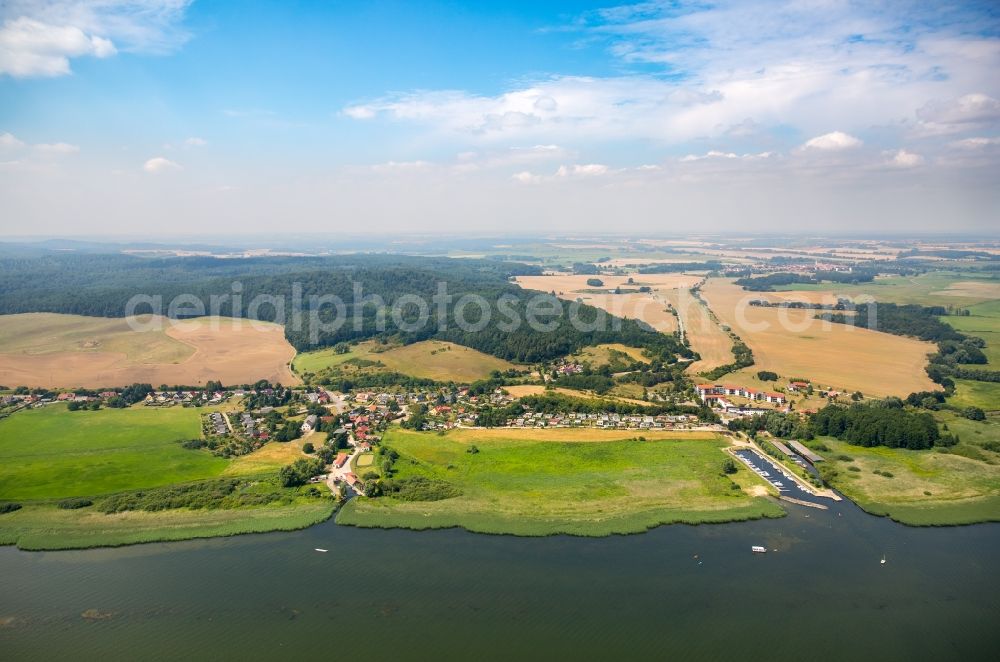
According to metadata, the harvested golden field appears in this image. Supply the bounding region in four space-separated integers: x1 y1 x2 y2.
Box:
515 272 700 295
0 312 193 362
659 288 734 373
0 314 299 388
514 273 700 334
700 279 938 397
514 273 736 373
578 292 679 332
223 436 314 476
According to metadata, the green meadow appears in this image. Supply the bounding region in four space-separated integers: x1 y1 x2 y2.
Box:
0 404 336 550
773 272 999 307
338 428 784 536
942 299 1000 367
948 380 1000 411
819 430 1000 526
0 404 227 500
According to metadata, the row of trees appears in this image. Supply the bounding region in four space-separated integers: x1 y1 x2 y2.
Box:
735 270 877 291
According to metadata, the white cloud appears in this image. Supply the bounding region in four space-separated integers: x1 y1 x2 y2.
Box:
369 160 431 173
556 163 609 177
680 150 774 162
917 93 1000 126
340 76 725 143
681 150 737 162
184 137 206 147
34 141 79 154
341 0 999 179
802 131 863 151
512 170 542 184
454 144 568 171
951 136 1000 149
0 1 191 78
886 149 924 168
0 132 25 149
0 131 79 157
0 17 115 77
342 105 376 120
510 163 611 183
143 156 180 173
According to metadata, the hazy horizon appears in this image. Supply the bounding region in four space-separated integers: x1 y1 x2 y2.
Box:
2 1 999 235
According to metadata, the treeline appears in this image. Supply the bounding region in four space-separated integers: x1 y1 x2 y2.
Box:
554 373 615 394
822 302 960 342
637 261 723 274
749 299 851 310
735 270 876 291
572 262 600 275
898 249 999 261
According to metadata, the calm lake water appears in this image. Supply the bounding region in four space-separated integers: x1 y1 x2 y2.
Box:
2 500 998 661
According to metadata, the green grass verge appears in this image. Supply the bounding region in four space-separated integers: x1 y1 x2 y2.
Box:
0 499 335 551
0 405 228 500
336 428 784 536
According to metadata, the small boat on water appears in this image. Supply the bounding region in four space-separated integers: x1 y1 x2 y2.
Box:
752 545 767 554
880 555 886 565
315 548 328 553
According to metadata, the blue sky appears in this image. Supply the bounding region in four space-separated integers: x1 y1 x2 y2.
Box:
1 1 998 236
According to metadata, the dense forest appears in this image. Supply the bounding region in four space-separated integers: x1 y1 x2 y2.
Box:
729 400 948 450
811 402 943 449
0 252 692 364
